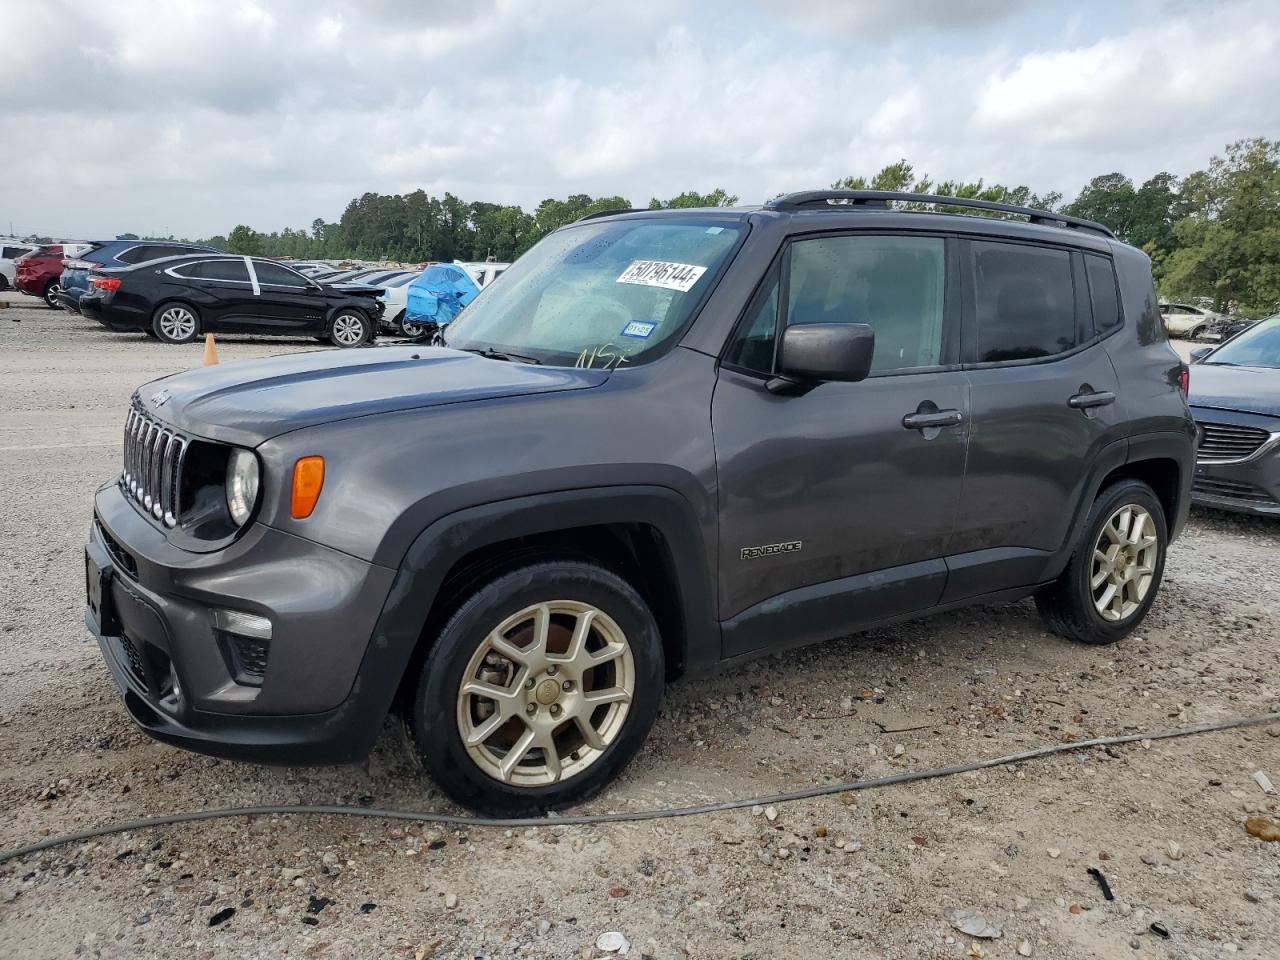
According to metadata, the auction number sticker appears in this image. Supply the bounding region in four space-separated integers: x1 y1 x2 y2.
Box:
616 259 707 292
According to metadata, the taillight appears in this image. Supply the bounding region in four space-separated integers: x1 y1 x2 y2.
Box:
92 276 122 292
1178 365 1189 396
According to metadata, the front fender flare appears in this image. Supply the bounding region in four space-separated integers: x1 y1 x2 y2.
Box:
341 485 721 752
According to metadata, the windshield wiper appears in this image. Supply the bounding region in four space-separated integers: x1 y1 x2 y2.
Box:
1202 360 1241 366
457 346 542 365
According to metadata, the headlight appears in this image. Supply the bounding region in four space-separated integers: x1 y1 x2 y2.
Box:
225 448 260 526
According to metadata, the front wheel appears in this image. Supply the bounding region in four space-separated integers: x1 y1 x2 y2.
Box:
329 310 371 347
1036 479 1168 645
399 314 430 337
44 281 63 310
151 302 200 343
410 560 665 815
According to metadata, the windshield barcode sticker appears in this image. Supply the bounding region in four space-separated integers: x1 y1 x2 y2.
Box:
616 260 707 292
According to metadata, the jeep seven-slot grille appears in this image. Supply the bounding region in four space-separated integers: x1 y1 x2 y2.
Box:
1196 421 1271 461
121 405 188 527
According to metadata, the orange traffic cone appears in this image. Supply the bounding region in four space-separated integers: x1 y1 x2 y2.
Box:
203 333 220 366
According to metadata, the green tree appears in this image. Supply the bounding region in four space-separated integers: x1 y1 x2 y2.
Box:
532 194 631 237
832 161 1060 214
1161 138 1280 315
1062 172 1181 260
647 188 738 209
226 224 263 255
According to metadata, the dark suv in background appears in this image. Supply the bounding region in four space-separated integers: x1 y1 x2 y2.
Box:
58 240 220 313
84 191 1195 814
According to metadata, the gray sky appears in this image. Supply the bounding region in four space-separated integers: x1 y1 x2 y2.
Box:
2 0 1277 240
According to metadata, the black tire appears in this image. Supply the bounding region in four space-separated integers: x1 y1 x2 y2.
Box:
43 281 63 310
328 310 372 348
410 560 665 815
1035 479 1168 645
151 301 201 344
0 274 9 291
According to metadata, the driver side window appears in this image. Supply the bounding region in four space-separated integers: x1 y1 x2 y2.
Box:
725 234 948 376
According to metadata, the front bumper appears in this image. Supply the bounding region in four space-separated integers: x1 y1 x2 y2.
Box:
87 480 398 763
1190 430 1280 518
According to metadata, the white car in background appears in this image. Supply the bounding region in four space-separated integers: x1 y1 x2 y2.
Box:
1160 302 1224 339
456 260 510 288
375 270 423 333
0 241 40 291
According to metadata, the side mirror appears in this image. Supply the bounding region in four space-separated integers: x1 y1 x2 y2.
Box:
768 323 875 393
1189 346 1213 362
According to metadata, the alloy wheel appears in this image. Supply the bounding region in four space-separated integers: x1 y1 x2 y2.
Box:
158 306 197 341
1090 504 1160 622
456 601 635 786
331 313 366 346
45 283 62 307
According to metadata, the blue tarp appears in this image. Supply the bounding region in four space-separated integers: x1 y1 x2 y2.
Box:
404 263 481 326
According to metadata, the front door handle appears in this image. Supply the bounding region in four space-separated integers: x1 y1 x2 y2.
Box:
1068 390 1116 410
902 409 964 430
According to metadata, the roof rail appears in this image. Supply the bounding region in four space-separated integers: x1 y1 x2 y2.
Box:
573 207 648 223
765 190 1116 239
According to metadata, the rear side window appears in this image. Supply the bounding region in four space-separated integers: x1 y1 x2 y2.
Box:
180 259 249 282
970 241 1077 362
1084 254 1121 334
116 245 158 264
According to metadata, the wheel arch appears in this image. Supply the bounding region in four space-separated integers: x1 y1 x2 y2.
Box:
1039 431 1193 583
358 486 719 720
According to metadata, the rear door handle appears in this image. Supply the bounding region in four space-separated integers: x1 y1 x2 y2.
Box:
1068 390 1116 410
902 409 964 430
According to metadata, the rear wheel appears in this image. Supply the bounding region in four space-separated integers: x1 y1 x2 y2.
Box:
329 310 371 347
151 302 200 344
43 281 63 310
0 274 9 291
410 560 664 815
1036 479 1167 645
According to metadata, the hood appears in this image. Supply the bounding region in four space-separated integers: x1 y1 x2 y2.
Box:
1187 363 1280 418
136 345 609 446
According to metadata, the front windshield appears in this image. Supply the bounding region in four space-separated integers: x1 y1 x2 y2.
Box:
443 218 744 367
1205 316 1280 369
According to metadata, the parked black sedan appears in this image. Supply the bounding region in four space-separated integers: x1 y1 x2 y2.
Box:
1187 315 1280 516
79 255 385 347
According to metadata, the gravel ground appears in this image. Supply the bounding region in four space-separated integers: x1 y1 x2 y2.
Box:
2 302 1279 960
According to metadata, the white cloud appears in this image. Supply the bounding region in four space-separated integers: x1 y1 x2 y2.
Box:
0 0 1276 239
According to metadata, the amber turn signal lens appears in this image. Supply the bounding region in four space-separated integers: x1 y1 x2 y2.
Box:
291 456 325 519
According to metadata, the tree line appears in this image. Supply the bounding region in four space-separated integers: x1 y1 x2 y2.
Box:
167 137 1277 316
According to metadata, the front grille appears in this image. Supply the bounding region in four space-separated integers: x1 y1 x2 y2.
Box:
1196 421 1271 461
118 634 149 691
121 404 188 527
1192 476 1276 505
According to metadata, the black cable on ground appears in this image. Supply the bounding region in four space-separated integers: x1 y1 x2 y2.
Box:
3 710 1277 866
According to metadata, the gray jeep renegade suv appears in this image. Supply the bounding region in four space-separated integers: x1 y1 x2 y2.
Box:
85 190 1196 814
